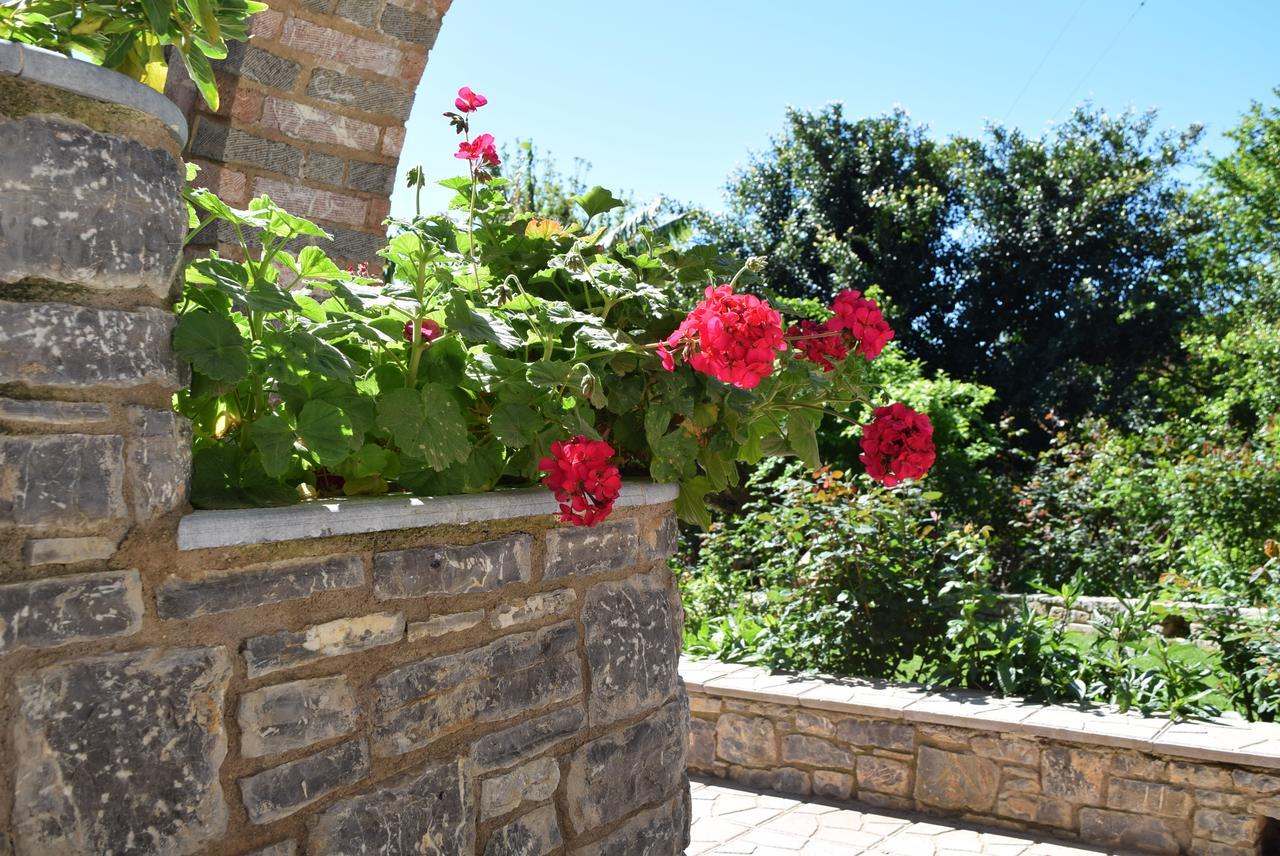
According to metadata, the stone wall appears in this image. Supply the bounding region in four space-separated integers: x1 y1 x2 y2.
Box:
682 659 1280 856
1 486 690 854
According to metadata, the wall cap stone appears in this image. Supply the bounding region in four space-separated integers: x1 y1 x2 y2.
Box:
177 480 678 550
680 657 1280 771
0 40 188 144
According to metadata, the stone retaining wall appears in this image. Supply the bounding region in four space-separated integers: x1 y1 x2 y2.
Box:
682 658 1280 856
1 487 690 854
996 593 1266 641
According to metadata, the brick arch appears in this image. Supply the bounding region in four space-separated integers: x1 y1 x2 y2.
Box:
167 0 452 262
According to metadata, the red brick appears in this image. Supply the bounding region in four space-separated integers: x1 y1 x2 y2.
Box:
192 162 250 207
380 126 405 157
367 197 391 227
260 97 380 151
230 88 265 124
398 45 428 81
278 17 402 77
255 177 370 227
249 8 285 39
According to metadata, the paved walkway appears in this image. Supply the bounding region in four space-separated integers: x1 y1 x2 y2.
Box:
688 778 1126 856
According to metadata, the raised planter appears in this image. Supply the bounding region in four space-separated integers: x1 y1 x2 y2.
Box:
682 657 1280 856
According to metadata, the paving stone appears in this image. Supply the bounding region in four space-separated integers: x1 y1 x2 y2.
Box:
373 621 581 756
1107 777 1194 819
307 68 415 119
583 571 680 724
242 611 404 677
23 535 117 566
835 718 915 752
481 757 561 820
156 554 364 618
309 757 473 854
569 792 689 855
544 517 639 579
239 739 369 824
374 533 532 598
1078 807 1181 854
782 734 856 769
565 696 688 834
490 588 576 629
0 569 143 652
473 706 585 772
914 745 998 812
238 675 358 758
484 804 563 856
12 647 231 854
0 398 110 425
856 755 911 797
1041 746 1109 804
407 609 485 640
0 433 125 527
717 713 778 767
128 407 192 520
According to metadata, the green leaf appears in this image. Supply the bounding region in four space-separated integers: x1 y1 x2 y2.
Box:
245 276 297 313
297 400 355 466
675 476 714 529
378 384 470 471
445 293 522 349
140 0 170 39
490 402 539 449
174 311 249 383
297 245 345 280
786 408 821 468
246 412 296 477
573 185 626 221
527 359 574 389
181 46 220 112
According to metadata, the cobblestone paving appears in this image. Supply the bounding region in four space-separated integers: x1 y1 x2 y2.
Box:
688 778 1128 855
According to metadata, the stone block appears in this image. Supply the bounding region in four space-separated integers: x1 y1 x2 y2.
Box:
1193 808 1261 846
309 757 473 854
568 793 688 856
0 569 143 653
639 513 679 561
373 621 581 756
12 647 231 854
914 745 998 812
971 734 1039 767
374 533 532 598
793 709 837 736
689 718 716 768
484 805 562 856
1107 777 1194 819
715 713 776 767
775 767 811 795
407 610 485 640
998 795 1075 830
23 536 117 566
156 554 364 618
305 68 414 119
0 434 125 527
346 160 396 194
544 517 639 579
242 611 404 677
813 770 854 800
1169 761 1233 790
128 407 192 520
1079 808 1181 854
238 675 358 758
583 572 679 725
1113 753 1170 782
1042 746 1109 804
239 739 369 824
781 734 855 769
857 755 911 797
379 2 441 46
190 119 302 176
246 842 296 856
1232 769 1280 794
565 697 687 834
472 706 585 772
279 17 402 77
304 151 346 186
0 398 110 425
490 588 576 629
481 757 560 820
835 717 915 752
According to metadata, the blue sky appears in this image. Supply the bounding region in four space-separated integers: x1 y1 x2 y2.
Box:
389 0 1280 219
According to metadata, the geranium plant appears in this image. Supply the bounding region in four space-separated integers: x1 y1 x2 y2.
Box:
0 0 264 110
174 87 936 525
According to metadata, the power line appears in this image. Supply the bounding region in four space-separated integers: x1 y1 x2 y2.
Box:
1002 0 1088 124
1052 0 1147 121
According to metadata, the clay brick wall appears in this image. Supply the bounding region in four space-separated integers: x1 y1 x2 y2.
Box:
682 660 1280 856
168 0 451 262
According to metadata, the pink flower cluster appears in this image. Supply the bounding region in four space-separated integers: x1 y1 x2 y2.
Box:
659 285 786 389
785 319 849 372
830 289 894 359
539 436 623 527
860 402 936 486
452 87 501 167
403 318 442 344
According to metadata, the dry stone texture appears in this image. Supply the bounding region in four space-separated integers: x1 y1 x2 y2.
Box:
374 533 532 598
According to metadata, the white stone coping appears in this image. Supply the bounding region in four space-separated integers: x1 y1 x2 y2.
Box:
0 41 188 145
177 481 679 551
680 657 1280 770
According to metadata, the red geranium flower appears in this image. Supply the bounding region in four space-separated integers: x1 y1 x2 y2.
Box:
454 86 488 113
659 284 786 389
860 403 936 487
455 133 500 166
829 289 894 360
539 436 622 527
787 319 849 372
404 318 442 344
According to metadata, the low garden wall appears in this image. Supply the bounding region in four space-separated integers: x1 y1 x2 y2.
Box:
682 658 1280 856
